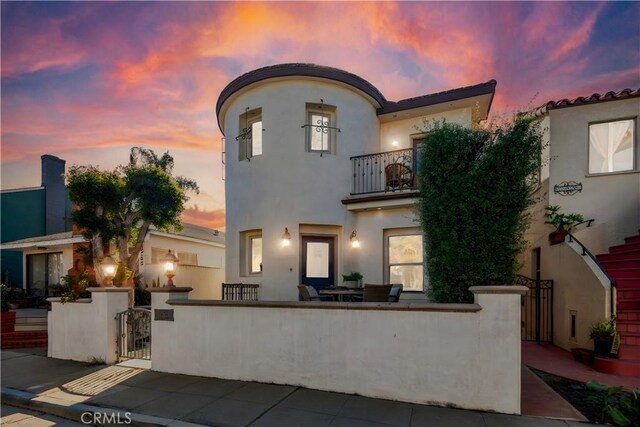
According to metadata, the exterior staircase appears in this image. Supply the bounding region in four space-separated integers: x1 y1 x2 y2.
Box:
595 234 640 377
1 310 48 349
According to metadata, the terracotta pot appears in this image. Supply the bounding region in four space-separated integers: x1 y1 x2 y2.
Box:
1 311 16 333
548 230 568 245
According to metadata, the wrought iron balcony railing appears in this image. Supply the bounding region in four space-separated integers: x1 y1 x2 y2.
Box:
351 148 417 195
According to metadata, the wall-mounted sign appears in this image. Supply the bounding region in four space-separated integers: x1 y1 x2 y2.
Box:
554 181 582 196
154 309 174 321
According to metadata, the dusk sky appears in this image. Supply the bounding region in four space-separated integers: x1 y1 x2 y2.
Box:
2 1 639 230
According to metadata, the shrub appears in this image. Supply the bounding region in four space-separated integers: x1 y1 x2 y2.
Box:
587 381 640 426
417 116 543 303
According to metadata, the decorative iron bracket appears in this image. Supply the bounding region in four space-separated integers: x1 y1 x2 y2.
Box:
301 99 341 157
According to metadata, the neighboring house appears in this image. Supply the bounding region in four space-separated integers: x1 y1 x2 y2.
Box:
521 88 639 375
0 155 71 287
0 223 225 300
216 63 496 301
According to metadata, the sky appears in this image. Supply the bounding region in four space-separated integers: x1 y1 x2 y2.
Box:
2 1 639 230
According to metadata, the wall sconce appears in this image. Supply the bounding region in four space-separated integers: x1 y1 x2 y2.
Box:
101 255 117 287
350 230 360 248
281 227 291 247
162 250 179 287
392 140 399 147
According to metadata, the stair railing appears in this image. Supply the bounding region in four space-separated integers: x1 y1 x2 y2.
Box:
566 224 617 316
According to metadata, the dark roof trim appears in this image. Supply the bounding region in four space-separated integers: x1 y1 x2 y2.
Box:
535 88 640 116
377 79 497 116
216 63 497 132
216 63 387 117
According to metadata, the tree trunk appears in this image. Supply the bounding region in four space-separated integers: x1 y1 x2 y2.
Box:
91 235 105 286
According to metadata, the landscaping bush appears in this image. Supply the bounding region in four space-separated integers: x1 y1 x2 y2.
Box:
417 116 543 303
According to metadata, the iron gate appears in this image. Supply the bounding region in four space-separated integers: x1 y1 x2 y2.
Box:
515 275 553 343
116 307 151 361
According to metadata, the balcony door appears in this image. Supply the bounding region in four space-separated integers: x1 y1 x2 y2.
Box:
301 236 335 289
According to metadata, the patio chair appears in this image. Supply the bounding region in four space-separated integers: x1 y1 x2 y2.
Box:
385 163 413 192
388 284 403 302
352 284 394 302
297 285 332 301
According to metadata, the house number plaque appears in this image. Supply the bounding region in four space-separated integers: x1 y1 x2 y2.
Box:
154 309 174 321
553 181 582 196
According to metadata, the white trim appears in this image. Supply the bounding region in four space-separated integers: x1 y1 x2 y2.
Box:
0 236 85 250
0 186 44 194
147 230 225 248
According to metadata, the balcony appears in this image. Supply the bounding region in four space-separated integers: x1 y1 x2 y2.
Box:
350 148 418 196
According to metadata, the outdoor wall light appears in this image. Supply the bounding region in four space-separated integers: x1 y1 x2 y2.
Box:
350 230 361 248
392 140 399 147
281 227 292 247
162 250 179 287
101 255 117 287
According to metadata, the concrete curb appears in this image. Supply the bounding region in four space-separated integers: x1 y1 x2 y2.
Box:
1 388 205 427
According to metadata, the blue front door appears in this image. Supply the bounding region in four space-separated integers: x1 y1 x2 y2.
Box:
301 236 335 288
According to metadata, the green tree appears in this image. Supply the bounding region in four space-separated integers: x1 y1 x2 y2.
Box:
67 147 198 285
417 115 543 303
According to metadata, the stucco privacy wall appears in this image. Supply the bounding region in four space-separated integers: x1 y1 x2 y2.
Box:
48 288 129 364
150 286 526 414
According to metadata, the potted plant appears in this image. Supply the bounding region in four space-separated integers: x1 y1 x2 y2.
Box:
342 272 363 289
544 205 584 245
590 317 616 357
1 284 17 333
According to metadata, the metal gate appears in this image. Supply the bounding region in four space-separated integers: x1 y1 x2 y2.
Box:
515 275 554 343
116 307 151 361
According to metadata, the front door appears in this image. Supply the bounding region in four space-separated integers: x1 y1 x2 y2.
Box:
301 236 335 288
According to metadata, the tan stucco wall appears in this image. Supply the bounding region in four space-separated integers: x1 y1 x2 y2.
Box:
519 98 639 350
547 98 640 254
378 107 472 151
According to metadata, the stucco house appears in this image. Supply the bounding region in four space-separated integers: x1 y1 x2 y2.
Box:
521 88 640 375
217 63 496 301
0 223 225 300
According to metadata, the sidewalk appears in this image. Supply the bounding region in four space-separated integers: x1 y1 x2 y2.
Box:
1 350 596 427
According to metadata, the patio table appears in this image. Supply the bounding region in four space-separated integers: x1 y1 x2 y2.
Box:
318 289 364 302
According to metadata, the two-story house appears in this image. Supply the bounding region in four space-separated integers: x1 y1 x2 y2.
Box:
217 63 495 301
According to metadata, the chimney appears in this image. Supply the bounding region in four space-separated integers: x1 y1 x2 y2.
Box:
41 155 66 234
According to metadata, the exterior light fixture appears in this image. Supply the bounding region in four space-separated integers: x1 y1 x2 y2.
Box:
101 255 117 287
392 140 399 147
281 227 292 247
162 250 179 287
350 230 360 248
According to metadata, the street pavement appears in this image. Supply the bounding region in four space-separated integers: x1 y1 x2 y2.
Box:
1 350 598 427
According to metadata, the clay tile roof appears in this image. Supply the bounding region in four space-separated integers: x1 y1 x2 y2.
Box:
534 87 640 116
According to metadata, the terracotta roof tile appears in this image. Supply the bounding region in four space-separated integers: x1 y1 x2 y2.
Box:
534 88 640 116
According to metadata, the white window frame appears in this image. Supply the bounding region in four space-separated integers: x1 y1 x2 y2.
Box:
238 108 262 161
384 228 425 292
305 103 337 155
587 117 637 175
240 230 262 276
